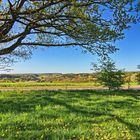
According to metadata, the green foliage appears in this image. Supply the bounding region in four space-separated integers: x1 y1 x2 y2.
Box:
0 0 140 68
93 59 125 90
136 73 140 84
0 90 140 139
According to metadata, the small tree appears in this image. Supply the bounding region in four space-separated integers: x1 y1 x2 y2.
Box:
136 73 140 84
93 59 125 90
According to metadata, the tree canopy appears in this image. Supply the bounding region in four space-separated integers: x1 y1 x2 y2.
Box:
0 0 139 67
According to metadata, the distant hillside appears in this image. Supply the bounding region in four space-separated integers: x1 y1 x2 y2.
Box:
0 73 94 82
0 72 139 82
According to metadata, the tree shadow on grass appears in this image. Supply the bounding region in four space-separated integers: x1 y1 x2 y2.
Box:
0 90 140 138
45 94 140 138
0 90 98 113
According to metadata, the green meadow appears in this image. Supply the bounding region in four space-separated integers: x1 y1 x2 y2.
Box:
0 82 99 91
0 82 96 88
0 82 139 90
0 90 140 140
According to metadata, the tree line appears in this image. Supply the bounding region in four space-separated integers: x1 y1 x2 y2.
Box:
0 72 140 86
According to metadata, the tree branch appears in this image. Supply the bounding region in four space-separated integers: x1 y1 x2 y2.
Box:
0 26 31 55
20 42 86 47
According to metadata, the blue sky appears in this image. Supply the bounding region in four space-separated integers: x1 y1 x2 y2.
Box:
7 22 140 74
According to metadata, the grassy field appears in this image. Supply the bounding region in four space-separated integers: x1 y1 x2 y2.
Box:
0 90 140 139
0 82 139 90
0 82 97 87
0 82 99 91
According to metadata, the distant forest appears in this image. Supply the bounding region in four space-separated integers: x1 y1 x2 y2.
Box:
0 72 139 83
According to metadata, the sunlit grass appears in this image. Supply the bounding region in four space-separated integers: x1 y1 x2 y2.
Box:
0 90 140 139
0 82 100 90
0 82 97 87
0 81 139 90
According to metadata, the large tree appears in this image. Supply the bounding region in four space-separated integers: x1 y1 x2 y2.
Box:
0 0 139 68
